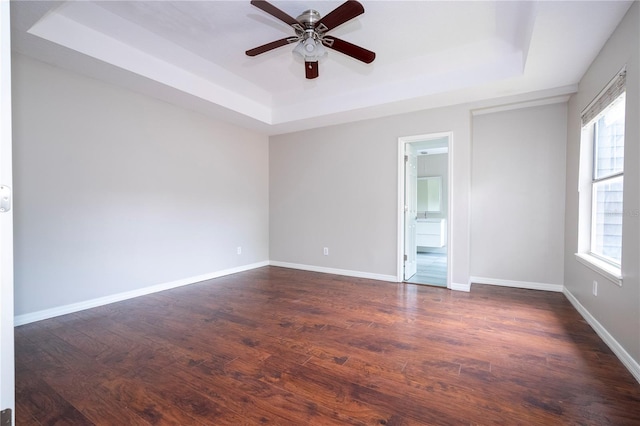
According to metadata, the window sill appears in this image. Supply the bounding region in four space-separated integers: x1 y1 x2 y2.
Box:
575 253 622 286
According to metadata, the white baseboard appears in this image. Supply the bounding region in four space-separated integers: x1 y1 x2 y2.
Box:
14 261 270 326
450 282 471 292
563 288 640 384
470 276 564 292
271 261 474 292
269 261 397 282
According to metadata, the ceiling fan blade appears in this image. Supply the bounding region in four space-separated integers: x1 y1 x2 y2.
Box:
246 37 297 56
315 0 364 33
250 0 302 30
305 61 319 79
322 36 375 64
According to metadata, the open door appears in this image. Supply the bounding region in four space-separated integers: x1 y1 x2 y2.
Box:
403 143 417 280
0 2 15 424
399 132 451 287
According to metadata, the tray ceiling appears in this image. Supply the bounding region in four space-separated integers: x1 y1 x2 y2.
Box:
11 1 633 134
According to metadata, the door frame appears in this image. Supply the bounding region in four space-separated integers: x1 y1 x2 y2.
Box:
0 0 15 423
397 132 453 287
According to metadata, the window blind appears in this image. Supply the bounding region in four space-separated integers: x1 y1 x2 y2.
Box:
581 68 626 126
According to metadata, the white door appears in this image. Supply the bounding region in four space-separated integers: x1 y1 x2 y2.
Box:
0 1 15 423
404 144 418 280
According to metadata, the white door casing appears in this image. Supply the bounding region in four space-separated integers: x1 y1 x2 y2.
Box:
0 0 15 422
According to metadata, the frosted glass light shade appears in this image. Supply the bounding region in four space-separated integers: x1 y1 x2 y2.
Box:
293 38 326 60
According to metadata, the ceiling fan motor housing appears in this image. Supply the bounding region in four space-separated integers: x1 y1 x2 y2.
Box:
296 9 324 45
297 9 322 29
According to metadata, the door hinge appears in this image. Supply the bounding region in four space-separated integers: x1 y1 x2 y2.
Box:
1 408 12 426
404 254 408 261
404 155 408 162
0 185 11 213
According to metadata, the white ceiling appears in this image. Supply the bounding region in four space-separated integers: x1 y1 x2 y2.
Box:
11 1 632 135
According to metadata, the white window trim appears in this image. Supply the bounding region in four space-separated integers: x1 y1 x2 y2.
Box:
575 67 626 287
575 252 622 286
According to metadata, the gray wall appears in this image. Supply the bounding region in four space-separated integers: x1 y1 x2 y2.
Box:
471 103 567 285
269 106 472 287
268 98 572 290
12 54 270 316
564 2 640 363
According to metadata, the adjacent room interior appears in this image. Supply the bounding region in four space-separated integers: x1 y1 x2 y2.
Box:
2 1 639 424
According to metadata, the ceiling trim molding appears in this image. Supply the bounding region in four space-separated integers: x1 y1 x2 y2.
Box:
471 93 573 116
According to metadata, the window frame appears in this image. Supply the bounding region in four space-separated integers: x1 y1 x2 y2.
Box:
575 68 626 286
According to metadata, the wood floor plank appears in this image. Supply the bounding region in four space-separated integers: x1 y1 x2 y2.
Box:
178 352 372 425
16 374 95 425
15 267 640 425
44 372 152 426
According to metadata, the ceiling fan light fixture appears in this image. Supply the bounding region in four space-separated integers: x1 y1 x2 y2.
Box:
293 37 326 60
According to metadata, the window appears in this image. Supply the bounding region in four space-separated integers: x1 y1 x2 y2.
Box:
590 92 625 264
576 69 626 284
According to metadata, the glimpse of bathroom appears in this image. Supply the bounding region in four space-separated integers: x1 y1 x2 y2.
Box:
408 144 448 286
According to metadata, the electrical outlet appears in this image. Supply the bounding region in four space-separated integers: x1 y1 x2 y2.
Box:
593 280 598 296
237 246 242 255
323 247 329 256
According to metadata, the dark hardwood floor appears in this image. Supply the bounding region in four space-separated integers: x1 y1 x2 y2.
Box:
15 266 640 425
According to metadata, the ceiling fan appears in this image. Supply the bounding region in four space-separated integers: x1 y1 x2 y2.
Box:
246 0 375 79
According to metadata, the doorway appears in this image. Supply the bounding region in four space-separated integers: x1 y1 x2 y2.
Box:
397 133 451 288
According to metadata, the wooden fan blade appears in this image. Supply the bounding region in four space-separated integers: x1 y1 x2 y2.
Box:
246 37 297 56
322 36 375 63
305 61 319 79
315 0 364 33
250 0 301 29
